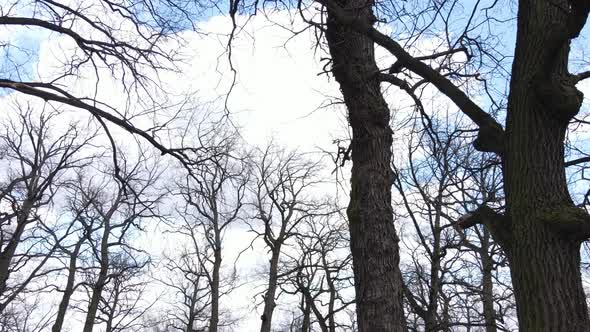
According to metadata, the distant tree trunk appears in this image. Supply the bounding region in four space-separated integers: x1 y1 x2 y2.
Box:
104 286 119 332
325 1 406 331
480 229 497 332
83 224 110 332
209 246 221 332
301 295 311 332
425 211 442 332
187 284 199 332
499 1 590 330
52 241 83 332
297 293 311 332
260 248 281 332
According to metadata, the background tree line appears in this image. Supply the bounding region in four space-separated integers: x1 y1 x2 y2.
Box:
2 0 590 331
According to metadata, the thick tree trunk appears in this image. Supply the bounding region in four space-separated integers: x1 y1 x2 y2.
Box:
502 1 590 330
260 248 281 332
325 1 406 331
0 199 33 299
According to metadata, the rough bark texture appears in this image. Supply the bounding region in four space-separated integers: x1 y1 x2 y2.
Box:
502 0 590 330
325 1 406 331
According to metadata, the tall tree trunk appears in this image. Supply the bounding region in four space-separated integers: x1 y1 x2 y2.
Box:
260 248 281 332
52 241 83 332
301 294 311 332
209 247 221 332
0 199 33 299
480 229 497 332
425 212 442 332
186 283 199 332
83 225 110 332
502 1 590 330
325 1 406 331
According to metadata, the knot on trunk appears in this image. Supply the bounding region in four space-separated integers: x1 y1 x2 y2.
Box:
538 205 590 240
473 123 505 154
534 75 583 123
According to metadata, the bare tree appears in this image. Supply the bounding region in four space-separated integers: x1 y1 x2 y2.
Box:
393 114 514 331
280 213 355 332
0 105 95 313
172 132 248 332
247 145 332 332
0 0 215 171
309 0 590 328
69 153 163 332
159 246 213 332
0 294 54 332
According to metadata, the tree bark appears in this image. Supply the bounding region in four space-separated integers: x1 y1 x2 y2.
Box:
501 1 590 330
325 1 406 331
300 294 311 332
260 248 281 332
52 241 83 332
83 223 110 332
0 199 33 299
480 229 497 332
209 247 221 332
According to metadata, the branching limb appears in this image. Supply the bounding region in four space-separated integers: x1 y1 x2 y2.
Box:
316 0 505 154
457 206 512 254
0 80 210 172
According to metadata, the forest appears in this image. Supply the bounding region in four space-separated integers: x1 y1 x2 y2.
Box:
1 0 590 331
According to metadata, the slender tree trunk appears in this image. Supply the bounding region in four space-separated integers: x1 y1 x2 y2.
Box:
209 247 221 332
325 1 406 331
187 283 199 332
425 213 442 332
480 230 497 332
52 241 83 332
301 295 311 332
83 225 110 332
104 283 119 332
502 1 590 330
260 248 281 332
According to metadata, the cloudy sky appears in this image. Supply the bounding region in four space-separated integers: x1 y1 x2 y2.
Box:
0 4 361 330
4 1 590 331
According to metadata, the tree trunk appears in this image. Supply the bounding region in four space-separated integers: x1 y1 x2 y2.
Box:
480 229 497 332
325 1 406 331
83 225 110 332
209 248 221 332
301 294 311 332
260 248 281 332
425 212 442 332
187 283 199 332
52 241 83 332
502 1 590 330
0 199 33 299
